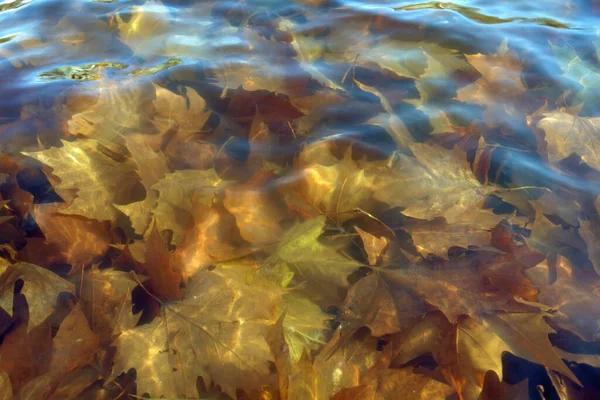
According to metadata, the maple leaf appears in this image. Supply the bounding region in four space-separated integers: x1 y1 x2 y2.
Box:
115 0 170 56
142 222 183 301
267 314 385 400
215 259 332 363
117 168 225 244
174 203 250 279
332 366 455 400
45 305 100 387
123 134 169 190
31 202 114 270
401 210 507 259
527 255 600 341
524 212 584 256
24 139 142 223
277 19 345 92
150 83 212 140
373 143 494 223
75 267 142 345
4 305 99 398
537 111 600 171
352 80 415 150
337 238 538 337
0 262 74 332
268 216 363 289
110 268 283 398
456 44 528 123
285 142 376 219
550 40 600 114
223 169 289 245
393 310 579 400
66 78 154 146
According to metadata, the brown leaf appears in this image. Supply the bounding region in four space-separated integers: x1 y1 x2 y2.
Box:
0 319 52 392
175 204 249 279
355 227 389 266
150 84 212 140
373 143 494 223
223 169 289 245
479 372 529 400
537 111 600 171
110 268 283 398
23 138 142 223
32 202 114 271
482 312 580 386
332 367 455 400
0 263 75 331
49 305 100 380
529 255 600 341
142 222 182 301
75 267 141 345
402 210 506 259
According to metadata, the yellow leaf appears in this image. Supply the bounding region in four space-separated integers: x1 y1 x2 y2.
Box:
0 263 74 332
269 216 363 289
116 0 170 56
537 111 600 171
110 269 282 398
24 139 141 223
373 143 493 223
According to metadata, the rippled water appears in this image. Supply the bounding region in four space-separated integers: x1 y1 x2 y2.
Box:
0 0 599 175
2 0 600 398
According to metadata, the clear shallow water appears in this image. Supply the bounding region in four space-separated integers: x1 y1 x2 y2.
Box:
2 0 600 398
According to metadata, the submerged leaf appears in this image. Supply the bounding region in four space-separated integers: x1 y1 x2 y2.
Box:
269 216 363 288
0 263 74 331
24 139 141 223
538 111 600 171
110 269 282 398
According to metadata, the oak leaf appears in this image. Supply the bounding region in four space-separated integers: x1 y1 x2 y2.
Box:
479 372 529 400
0 262 74 332
141 222 183 301
481 311 580 385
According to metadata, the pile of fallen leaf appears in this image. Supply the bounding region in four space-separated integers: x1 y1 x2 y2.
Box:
0 0 599 399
